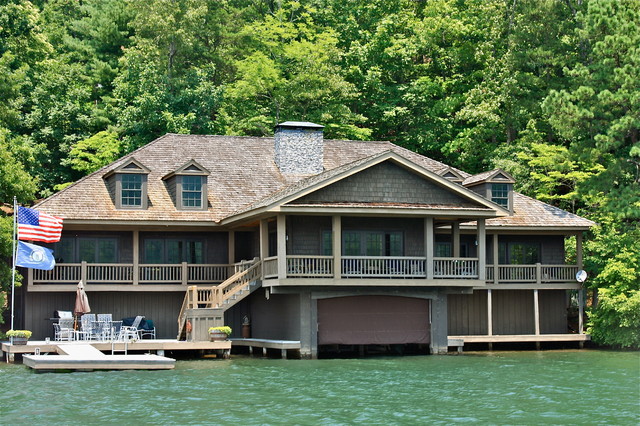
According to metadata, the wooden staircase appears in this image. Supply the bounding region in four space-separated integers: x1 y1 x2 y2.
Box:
177 259 262 340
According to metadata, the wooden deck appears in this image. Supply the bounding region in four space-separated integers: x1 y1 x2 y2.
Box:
448 333 591 351
23 344 175 371
2 339 232 364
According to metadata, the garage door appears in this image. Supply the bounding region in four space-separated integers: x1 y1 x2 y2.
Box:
318 296 430 345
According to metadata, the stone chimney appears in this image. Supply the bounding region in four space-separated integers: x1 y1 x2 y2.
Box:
274 121 324 175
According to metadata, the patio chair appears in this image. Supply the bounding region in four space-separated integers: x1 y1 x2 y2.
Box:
54 318 76 341
118 315 144 341
95 313 113 340
80 313 96 340
138 319 156 339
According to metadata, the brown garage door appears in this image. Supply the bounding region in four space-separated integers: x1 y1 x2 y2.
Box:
318 296 430 345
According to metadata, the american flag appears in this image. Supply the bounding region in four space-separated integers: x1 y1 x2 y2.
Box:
17 206 63 243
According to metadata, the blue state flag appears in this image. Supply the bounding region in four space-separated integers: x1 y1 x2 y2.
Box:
16 241 56 271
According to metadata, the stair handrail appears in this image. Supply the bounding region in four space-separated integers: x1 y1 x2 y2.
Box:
177 285 198 339
215 258 262 307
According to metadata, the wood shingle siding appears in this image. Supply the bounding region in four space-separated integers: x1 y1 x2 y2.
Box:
292 162 471 206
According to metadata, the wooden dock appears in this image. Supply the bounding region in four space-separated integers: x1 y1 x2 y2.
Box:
2 339 232 365
23 344 176 371
231 338 301 359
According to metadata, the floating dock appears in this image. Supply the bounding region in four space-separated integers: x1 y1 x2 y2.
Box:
22 344 176 371
2 339 232 368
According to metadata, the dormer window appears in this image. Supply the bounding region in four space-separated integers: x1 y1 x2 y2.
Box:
103 158 150 210
462 168 515 212
162 160 209 211
491 183 509 208
181 175 204 208
122 174 143 207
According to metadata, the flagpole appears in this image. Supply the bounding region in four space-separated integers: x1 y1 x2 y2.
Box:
11 196 18 335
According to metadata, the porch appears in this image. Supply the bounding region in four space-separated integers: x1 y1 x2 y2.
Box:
28 257 580 286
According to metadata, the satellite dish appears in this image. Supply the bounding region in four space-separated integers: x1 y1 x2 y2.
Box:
576 270 588 283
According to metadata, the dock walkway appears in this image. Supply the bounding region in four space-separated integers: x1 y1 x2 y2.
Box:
231 338 301 358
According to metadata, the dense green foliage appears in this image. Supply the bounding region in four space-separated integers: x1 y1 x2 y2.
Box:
0 0 637 346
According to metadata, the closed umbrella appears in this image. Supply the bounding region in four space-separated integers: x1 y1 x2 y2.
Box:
74 281 91 330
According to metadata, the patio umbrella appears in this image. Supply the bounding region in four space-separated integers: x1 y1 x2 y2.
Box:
74 281 91 329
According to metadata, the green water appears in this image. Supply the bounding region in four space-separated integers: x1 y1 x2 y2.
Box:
1 350 638 425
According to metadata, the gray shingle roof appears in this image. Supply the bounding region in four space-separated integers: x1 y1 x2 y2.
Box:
35 133 593 229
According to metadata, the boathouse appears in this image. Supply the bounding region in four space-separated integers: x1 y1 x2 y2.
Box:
15 122 593 357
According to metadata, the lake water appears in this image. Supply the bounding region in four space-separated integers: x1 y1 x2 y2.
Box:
1 350 638 425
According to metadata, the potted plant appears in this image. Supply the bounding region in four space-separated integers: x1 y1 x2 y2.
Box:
208 326 232 341
7 330 32 345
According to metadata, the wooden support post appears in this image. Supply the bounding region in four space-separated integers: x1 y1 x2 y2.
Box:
578 288 584 335
332 215 341 279
493 234 499 284
536 263 542 284
487 289 493 336
277 214 287 280
534 289 540 336
477 219 486 280
259 219 269 259
576 232 583 270
452 222 460 258
228 230 235 265
281 349 287 359
425 217 434 279
181 262 188 285
133 230 139 285
81 261 87 284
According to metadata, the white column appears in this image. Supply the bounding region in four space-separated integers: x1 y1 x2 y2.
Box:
425 217 434 279
477 219 486 280
452 222 460 257
332 215 341 279
277 214 287 280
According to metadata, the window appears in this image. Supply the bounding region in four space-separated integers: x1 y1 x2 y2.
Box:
435 242 451 257
491 183 509 208
499 242 540 264
342 231 403 256
181 175 203 208
322 230 332 256
55 237 118 263
121 174 143 207
143 239 204 264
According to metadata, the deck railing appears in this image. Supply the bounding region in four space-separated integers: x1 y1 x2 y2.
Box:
433 257 479 279
32 261 233 285
342 256 426 278
31 259 580 285
485 264 579 284
263 256 278 279
287 255 333 277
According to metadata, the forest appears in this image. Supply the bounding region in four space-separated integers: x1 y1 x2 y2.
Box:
0 0 638 347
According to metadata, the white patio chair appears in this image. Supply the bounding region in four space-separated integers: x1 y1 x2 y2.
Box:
54 318 76 341
96 313 114 340
118 315 144 341
80 313 96 340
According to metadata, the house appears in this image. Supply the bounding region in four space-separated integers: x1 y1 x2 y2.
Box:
19 122 594 357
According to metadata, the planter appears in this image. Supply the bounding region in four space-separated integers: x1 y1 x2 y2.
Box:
12 337 29 345
209 331 228 342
